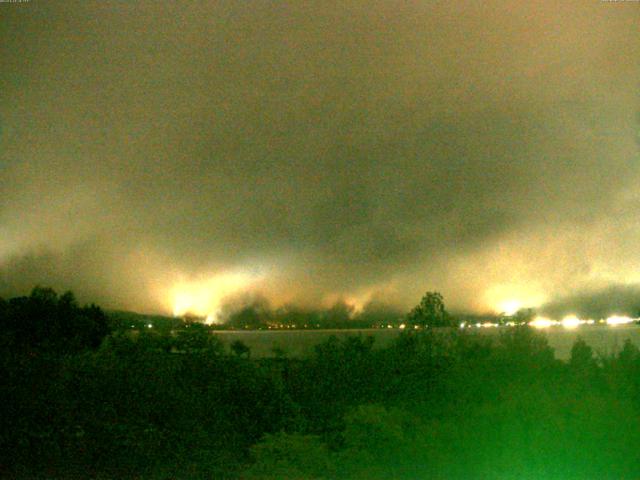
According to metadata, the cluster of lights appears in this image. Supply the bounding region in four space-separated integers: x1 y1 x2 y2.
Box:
530 315 636 329
385 324 421 330
460 315 637 330
528 316 593 329
460 322 500 329
604 315 635 326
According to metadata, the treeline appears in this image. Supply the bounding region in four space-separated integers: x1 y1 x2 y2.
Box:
0 287 109 355
107 298 407 331
186 291 450 329
192 291 528 330
3 288 640 478
110 291 515 331
221 299 405 330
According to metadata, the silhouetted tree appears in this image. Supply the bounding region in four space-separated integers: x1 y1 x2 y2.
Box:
407 291 451 327
0 287 109 353
231 339 251 358
173 322 224 354
570 338 596 371
245 432 333 479
617 338 639 367
228 305 269 329
569 337 599 391
511 307 535 325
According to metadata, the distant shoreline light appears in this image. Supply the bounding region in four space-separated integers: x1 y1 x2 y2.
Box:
529 317 557 329
605 315 635 326
468 315 636 330
528 315 634 329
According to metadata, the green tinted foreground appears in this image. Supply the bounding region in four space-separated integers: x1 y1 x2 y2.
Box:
2 294 640 478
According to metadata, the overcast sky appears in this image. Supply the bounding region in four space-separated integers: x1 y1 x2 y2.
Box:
1 1 639 318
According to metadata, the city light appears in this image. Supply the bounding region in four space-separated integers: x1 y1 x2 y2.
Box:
560 315 581 329
606 315 634 326
529 317 557 329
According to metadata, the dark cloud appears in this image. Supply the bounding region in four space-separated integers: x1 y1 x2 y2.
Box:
1 1 639 314
541 284 640 320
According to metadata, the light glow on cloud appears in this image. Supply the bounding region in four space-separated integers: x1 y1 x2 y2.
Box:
499 299 522 316
483 284 546 317
169 269 264 323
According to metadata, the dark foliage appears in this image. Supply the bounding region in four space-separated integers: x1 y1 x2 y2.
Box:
406 291 453 328
3 290 640 478
0 286 110 354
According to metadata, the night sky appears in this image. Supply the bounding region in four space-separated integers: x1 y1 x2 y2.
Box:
1 1 639 319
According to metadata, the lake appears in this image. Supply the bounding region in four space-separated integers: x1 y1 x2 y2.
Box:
211 325 640 360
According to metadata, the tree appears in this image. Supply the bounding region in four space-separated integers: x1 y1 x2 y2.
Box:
227 304 270 329
0 287 110 353
511 308 535 325
569 338 597 372
406 291 451 328
173 322 224 354
339 405 416 478
245 432 334 479
231 339 251 358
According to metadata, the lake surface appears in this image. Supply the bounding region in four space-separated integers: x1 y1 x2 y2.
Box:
212 325 640 360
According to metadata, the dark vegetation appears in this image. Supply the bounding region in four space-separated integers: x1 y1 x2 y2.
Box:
3 288 640 478
181 291 454 330
223 299 408 330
